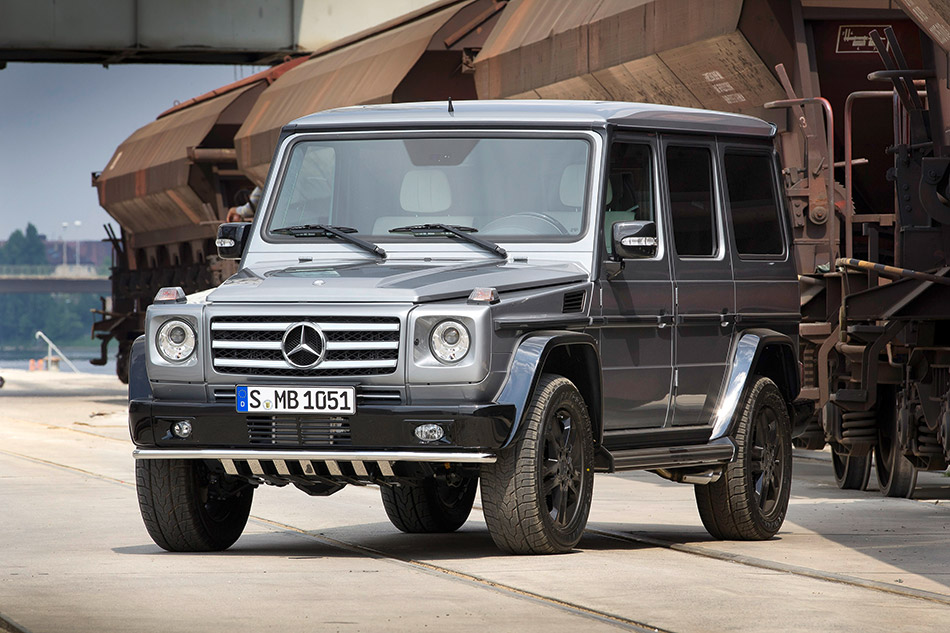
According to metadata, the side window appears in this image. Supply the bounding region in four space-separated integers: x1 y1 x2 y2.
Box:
724 152 785 257
603 142 655 255
666 146 716 257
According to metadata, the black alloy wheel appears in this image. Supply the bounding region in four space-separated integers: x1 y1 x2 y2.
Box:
481 374 594 554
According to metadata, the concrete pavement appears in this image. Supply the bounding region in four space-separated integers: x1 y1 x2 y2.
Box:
1 369 949 632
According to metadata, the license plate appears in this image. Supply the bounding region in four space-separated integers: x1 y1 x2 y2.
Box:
236 386 356 414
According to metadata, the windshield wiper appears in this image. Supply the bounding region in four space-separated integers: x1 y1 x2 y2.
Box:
272 224 386 259
389 223 507 259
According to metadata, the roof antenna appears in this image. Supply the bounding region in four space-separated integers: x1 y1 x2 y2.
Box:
447 97 454 114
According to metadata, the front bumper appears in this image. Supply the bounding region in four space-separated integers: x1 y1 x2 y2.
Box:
129 398 515 458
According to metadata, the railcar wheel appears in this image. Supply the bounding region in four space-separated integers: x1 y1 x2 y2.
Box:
831 444 872 490
480 374 594 554
695 376 792 540
875 407 917 498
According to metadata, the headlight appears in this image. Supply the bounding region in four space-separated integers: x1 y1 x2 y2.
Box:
429 319 470 364
156 319 197 362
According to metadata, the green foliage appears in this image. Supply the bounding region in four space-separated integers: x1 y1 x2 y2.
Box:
0 224 100 349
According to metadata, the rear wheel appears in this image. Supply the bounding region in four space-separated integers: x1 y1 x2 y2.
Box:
136 459 253 552
695 376 792 540
480 374 594 554
380 473 478 533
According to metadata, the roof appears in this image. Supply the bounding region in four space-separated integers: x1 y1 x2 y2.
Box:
285 99 777 138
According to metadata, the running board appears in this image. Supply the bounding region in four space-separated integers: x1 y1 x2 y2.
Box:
597 439 736 473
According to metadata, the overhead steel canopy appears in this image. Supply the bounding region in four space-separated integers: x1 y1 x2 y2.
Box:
234 0 503 184
0 0 437 66
473 0 785 119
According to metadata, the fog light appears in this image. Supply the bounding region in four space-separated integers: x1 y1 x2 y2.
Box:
172 420 193 439
414 423 445 443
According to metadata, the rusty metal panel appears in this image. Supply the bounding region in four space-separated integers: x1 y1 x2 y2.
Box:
592 56 703 107
657 32 785 115
97 82 262 234
898 0 950 51
234 2 472 185
475 0 742 101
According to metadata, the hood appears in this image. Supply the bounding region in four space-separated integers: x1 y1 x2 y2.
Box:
206 259 589 304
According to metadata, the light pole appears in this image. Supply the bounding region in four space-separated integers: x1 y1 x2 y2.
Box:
61 221 68 265
74 220 81 265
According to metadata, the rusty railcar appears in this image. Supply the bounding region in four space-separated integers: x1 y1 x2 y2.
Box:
95 0 950 495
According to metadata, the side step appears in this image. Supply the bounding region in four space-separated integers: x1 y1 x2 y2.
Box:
597 439 736 473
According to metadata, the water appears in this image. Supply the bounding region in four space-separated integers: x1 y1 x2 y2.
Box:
0 346 118 375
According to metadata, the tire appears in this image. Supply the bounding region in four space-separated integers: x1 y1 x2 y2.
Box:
136 459 253 552
380 474 478 533
480 374 594 554
875 405 917 498
695 376 792 540
831 444 871 490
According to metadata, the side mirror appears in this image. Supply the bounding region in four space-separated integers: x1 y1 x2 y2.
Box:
612 220 658 259
216 222 252 260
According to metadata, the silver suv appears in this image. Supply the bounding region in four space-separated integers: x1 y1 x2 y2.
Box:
130 101 802 554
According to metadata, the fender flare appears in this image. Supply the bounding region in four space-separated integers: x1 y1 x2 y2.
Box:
128 335 152 401
710 329 799 441
494 331 602 448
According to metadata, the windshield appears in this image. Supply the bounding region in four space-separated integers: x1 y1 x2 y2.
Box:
266 136 591 241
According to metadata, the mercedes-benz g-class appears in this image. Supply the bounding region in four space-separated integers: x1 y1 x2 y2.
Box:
130 101 802 554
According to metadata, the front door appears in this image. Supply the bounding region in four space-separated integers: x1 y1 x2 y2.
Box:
598 137 674 432
660 139 736 427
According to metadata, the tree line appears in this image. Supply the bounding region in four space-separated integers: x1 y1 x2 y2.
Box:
0 224 102 349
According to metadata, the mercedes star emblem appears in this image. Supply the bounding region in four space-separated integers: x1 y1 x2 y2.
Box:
281 322 327 368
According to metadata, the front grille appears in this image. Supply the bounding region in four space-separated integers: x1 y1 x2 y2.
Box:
247 416 352 446
210 315 400 377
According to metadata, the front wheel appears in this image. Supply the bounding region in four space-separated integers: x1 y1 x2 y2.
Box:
480 374 594 554
695 376 792 540
875 402 917 498
136 459 254 552
380 473 478 533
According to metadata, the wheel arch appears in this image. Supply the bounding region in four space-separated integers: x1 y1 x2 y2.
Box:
495 331 602 448
710 329 800 441
128 335 152 401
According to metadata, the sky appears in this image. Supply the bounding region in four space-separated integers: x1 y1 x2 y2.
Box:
0 63 247 242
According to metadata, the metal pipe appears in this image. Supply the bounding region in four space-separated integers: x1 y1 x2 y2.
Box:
34 331 80 373
835 257 950 286
766 97 836 265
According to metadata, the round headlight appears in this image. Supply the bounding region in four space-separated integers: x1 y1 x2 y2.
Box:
156 319 196 362
429 319 470 364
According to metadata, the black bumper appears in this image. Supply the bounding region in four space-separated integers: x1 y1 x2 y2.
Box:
129 398 516 451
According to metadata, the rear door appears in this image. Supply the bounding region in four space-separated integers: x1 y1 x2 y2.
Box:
660 137 736 427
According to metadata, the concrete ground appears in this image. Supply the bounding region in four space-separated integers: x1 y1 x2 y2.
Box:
1 368 949 633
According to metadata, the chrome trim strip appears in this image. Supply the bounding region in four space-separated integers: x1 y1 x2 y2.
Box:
212 340 282 350
133 449 497 464
211 322 399 332
213 358 398 369
326 341 399 351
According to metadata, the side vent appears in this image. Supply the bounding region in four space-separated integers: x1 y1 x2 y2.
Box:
562 291 586 313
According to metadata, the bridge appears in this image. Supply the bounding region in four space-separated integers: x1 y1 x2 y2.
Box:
0 265 110 294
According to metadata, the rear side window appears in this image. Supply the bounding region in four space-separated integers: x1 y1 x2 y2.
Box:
724 152 784 257
666 146 716 257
